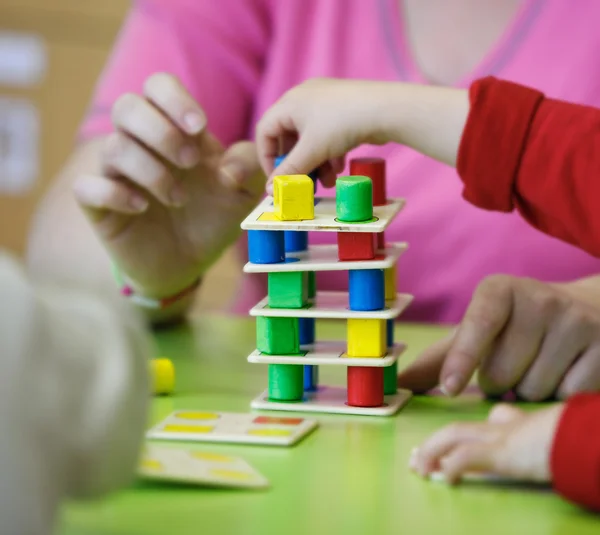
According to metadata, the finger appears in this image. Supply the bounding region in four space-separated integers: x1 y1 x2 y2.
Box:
557 344 600 399
219 141 265 196
487 403 525 424
516 305 592 401
279 132 298 159
413 421 495 477
256 106 327 179
440 442 497 485
101 132 186 207
143 73 207 135
396 331 454 393
315 160 338 188
330 155 346 174
255 104 295 175
73 173 149 218
440 276 514 396
477 283 549 397
112 93 200 169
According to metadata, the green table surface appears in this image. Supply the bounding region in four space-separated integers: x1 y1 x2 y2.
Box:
61 316 598 535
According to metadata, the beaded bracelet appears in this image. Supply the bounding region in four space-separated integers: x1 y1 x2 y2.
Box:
111 264 200 310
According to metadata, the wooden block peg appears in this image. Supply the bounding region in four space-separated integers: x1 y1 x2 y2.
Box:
257 316 300 355
384 361 398 395
336 175 373 222
347 366 384 407
337 232 375 261
268 271 308 309
350 157 387 206
284 230 308 252
348 269 385 311
347 318 386 358
248 230 285 264
273 175 315 221
386 318 394 348
269 364 304 401
299 317 315 345
307 271 316 299
384 264 397 301
304 365 318 391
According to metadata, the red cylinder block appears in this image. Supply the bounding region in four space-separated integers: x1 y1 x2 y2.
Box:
350 158 387 206
347 367 384 407
376 232 385 250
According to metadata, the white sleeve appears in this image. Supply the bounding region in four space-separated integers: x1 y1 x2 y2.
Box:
0 253 151 535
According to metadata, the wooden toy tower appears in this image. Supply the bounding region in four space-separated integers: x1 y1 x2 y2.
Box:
241 157 413 416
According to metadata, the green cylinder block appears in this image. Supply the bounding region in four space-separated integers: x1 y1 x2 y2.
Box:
383 361 398 395
336 175 373 222
268 364 304 401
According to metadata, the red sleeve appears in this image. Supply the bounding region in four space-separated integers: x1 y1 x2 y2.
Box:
551 393 600 511
458 76 600 257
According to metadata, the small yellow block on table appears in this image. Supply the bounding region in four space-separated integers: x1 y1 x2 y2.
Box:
273 175 314 221
150 358 175 395
347 318 386 358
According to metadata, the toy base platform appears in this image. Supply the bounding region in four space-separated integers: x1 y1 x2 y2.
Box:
243 243 407 273
250 291 413 320
248 341 405 367
251 385 412 416
241 196 405 233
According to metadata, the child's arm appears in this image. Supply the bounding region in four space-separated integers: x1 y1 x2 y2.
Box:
257 76 600 257
0 253 150 534
410 396 600 511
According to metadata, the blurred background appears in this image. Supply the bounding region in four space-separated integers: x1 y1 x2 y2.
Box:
0 0 128 253
0 0 240 310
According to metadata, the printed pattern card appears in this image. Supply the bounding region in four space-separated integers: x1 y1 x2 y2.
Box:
147 411 318 446
138 444 269 489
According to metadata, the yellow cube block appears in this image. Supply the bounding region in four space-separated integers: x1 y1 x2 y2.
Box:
347 319 386 358
273 175 314 221
384 265 397 301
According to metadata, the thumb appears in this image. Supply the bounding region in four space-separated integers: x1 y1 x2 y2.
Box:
396 331 455 393
218 141 265 198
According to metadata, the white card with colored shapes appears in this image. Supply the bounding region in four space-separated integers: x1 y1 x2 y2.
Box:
146 411 318 446
138 444 269 489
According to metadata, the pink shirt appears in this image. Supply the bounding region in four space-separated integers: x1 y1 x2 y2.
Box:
81 0 600 323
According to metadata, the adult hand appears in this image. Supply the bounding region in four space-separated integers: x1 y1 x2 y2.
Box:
397 275 600 400
73 73 265 298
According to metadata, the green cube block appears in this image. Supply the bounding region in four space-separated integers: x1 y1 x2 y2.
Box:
268 272 308 308
336 175 373 222
307 271 316 299
384 361 398 395
269 364 304 401
257 316 300 355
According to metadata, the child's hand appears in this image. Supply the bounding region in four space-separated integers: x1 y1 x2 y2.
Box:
256 78 393 190
256 78 468 190
410 403 564 484
73 73 265 300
